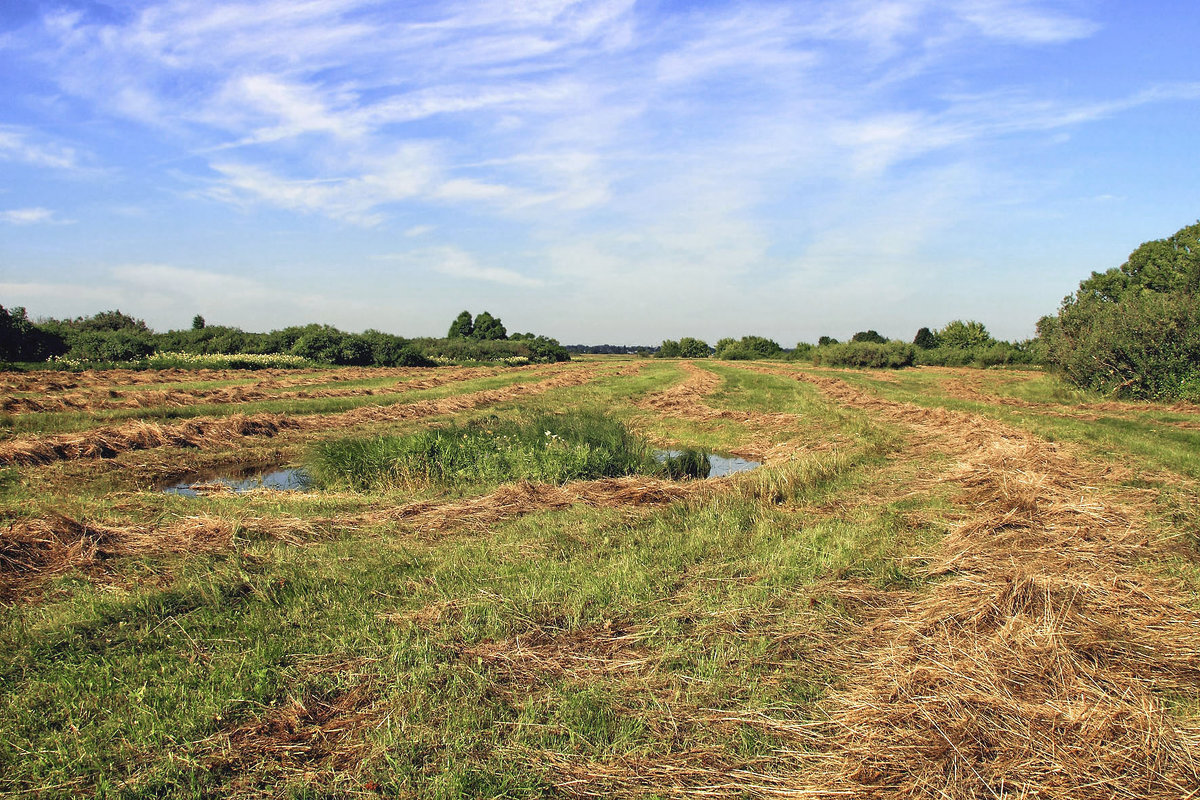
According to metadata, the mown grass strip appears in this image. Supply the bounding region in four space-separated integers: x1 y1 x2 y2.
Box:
1 367 559 437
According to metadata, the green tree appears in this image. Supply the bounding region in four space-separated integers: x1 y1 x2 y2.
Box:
1044 221 1200 399
657 339 682 358
73 310 150 333
913 327 938 349
0 305 63 361
740 335 783 358
472 311 507 340
677 337 710 358
817 336 838 347
937 320 992 349
192 314 206 330
851 330 887 344
448 311 474 338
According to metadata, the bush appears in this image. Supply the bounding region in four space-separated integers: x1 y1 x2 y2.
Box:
1046 293 1200 399
657 339 682 358
678 337 710 358
1042 221 1200 400
0 305 63 361
787 342 815 361
66 330 154 362
714 335 784 360
412 335 567 364
813 341 915 369
936 320 993 349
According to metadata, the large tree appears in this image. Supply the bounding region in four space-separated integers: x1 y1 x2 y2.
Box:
937 320 992 349
447 311 474 338
1043 221 1200 399
851 330 887 344
471 311 507 340
677 337 710 358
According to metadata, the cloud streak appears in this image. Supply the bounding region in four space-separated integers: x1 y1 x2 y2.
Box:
4 0 1198 342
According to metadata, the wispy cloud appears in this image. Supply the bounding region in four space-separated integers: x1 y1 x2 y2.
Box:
385 247 544 288
7 0 1197 342
0 207 61 225
0 126 81 170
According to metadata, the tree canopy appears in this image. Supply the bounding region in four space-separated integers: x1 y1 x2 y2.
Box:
1043 221 1200 399
471 311 507 340
447 311 474 338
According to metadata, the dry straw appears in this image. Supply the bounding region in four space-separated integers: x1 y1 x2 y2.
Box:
0 363 603 467
776 370 1200 799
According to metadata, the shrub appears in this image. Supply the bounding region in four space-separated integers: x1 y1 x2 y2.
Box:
937 320 993 349
787 342 815 361
813 341 915 369
0 305 64 362
657 339 681 358
66 330 154 362
714 335 784 360
145 352 313 369
678 337 710 358
412 335 566 364
1042 221 1200 400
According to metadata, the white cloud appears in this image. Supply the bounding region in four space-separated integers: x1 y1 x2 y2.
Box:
384 247 544 288
959 0 1100 44
0 126 81 170
0 208 63 225
1 264 370 331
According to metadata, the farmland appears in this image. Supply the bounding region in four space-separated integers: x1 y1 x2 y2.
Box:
2 358 1199 798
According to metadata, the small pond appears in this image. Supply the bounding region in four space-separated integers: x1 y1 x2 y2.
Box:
162 467 311 497
654 450 762 478
162 452 760 497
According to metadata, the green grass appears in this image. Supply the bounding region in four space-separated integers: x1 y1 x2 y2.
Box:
0 440 938 796
1 360 1194 797
309 410 705 490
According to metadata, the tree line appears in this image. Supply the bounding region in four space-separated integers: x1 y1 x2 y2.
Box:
0 308 569 368
646 220 1200 401
650 322 1038 369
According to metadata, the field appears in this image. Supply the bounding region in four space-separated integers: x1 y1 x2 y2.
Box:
2 358 1199 798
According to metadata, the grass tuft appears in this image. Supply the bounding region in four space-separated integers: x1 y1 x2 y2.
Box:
308 411 665 490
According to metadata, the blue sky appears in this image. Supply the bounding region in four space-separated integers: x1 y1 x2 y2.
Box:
1 0 1198 344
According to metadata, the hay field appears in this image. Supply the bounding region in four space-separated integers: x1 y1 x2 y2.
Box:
2 358 1199 798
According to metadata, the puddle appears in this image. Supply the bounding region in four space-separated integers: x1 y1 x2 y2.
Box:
162 466 311 497
655 450 762 478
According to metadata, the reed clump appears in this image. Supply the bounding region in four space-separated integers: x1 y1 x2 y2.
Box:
308 411 671 490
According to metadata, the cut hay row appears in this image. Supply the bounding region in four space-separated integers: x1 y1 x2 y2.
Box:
0 365 508 414
637 361 805 463
363 474 705 534
0 474 698 604
0 366 308 393
0 363 603 467
932 367 1200 418
199 668 387 781
0 513 266 605
768 368 1200 798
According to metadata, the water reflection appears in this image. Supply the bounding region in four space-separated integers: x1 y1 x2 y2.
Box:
163 467 311 497
654 450 762 478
